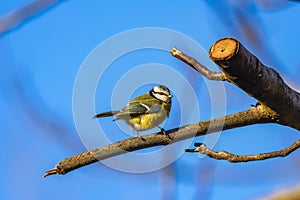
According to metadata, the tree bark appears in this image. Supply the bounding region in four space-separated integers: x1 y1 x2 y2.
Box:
44 105 277 177
209 38 300 130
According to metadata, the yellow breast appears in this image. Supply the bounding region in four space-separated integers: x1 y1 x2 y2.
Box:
127 103 170 131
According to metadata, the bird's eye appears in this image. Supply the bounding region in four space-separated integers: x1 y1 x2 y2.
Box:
157 92 168 96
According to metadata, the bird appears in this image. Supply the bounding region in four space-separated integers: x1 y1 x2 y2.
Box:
93 84 172 138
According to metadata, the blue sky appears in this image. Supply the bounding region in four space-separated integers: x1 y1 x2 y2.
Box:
1 1 300 200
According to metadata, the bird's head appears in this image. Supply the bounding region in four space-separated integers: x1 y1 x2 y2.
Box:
150 84 172 103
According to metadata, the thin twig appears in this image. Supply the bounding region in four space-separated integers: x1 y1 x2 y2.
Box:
170 47 227 81
186 141 300 162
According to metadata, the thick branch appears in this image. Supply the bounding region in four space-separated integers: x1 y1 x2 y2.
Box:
44 104 278 177
186 140 300 162
171 39 300 130
209 38 300 130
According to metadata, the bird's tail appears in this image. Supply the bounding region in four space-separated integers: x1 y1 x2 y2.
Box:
93 111 119 119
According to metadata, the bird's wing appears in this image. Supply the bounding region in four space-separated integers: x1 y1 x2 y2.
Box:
115 102 162 119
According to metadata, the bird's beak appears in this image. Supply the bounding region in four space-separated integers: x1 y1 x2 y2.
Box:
169 94 173 98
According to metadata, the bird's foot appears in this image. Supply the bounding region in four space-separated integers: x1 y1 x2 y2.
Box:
136 132 146 141
158 126 171 139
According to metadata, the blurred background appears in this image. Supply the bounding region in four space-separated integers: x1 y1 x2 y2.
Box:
1 0 300 199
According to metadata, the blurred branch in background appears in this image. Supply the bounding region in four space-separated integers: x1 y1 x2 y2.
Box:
0 0 81 151
193 160 214 200
204 0 294 73
255 0 291 10
10 70 83 151
159 164 176 200
0 0 64 37
260 184 300 200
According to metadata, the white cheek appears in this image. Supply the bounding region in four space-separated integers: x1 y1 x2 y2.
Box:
155 94 168 102
153 87 160 93
162 96 168 102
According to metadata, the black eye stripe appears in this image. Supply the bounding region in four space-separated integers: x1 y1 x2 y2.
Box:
154 91 167 96
150 86 170 99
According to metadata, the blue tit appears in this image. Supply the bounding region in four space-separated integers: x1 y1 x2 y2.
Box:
93 84 172 137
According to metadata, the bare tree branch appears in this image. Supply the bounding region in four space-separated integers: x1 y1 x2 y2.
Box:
172 38 300 131
44 38 300 177
208 38 300 130
185 141 300 162
171 47 226 81
44 104 278 177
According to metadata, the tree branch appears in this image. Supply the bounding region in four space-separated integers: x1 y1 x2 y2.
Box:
185 141 300 162
170 47 226 81
171 38 300 131
44 104 278 177
45 37 300 177
209 38 300 130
